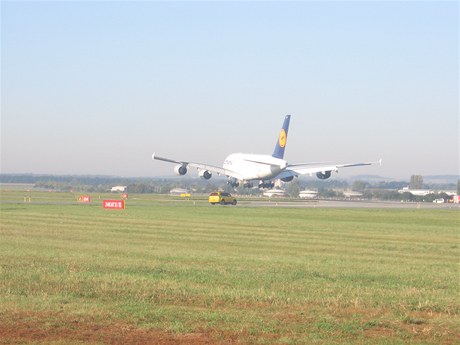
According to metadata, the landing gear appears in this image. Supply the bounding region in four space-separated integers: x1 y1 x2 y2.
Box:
227 179 240 188
258 181 274 189
227 179 273 189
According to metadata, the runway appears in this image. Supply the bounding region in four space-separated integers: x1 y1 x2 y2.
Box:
242 199 460 209
1 193 458 210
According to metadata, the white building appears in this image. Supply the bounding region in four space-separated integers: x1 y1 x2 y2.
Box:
343 191 363 198
111 186 127 192
299 190 318 199
263 189 287 198
397 187 431 196
170 188 189 196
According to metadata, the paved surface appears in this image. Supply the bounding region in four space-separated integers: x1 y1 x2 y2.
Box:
1 198 458 210
241 199 460 209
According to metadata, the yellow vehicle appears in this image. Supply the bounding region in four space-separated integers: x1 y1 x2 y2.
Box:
209 192 237 205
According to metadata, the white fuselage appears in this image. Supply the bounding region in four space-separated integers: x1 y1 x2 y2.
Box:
223 153 287 181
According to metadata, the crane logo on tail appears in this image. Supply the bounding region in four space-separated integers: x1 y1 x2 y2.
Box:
279 129 287 148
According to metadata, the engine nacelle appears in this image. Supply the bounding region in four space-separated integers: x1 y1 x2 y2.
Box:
199 170 212 180
316 171 332 180
281 176 294 182
174 165 187 176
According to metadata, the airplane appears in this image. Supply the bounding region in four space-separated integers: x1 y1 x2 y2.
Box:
152 115 381 189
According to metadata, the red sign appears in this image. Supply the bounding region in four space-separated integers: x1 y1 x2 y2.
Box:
103 200 125 209
81 196 91 203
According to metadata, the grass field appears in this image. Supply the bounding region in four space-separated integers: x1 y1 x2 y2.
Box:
0 191 458 344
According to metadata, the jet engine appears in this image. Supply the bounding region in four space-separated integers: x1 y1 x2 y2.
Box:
281 176 294 182
316 171 332 180
199 170 212 180
174 165 187 176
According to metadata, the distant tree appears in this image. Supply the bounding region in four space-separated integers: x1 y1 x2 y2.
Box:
376 181 408 190
234 185 256 195
203 183 219 193
286 179 301 197
373 190 401 201
400 192 415 202
423 193 437 203
457 180 460 195
127 183 154 193
318 188 339 198
223 184 235 193
362 190 373 199
410 175 424 189
352 180 367 192
438 192 450 202
160 184 172 194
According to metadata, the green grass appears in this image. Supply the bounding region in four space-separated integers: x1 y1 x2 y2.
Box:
0 191 459 344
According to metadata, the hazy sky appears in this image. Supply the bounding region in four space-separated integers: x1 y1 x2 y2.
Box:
1 1 458 179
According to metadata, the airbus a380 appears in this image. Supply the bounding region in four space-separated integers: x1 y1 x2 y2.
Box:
152 115 381 189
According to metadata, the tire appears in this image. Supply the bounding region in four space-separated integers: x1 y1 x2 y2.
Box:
232 199 237 205
220 199 226 205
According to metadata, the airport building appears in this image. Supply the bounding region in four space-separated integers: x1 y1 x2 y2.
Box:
169 188 189 196
110 186 127 192
299 190 318 199
263 189 287 198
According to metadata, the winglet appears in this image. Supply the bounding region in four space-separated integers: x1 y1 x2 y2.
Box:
272 115 291 159
152 152 156 161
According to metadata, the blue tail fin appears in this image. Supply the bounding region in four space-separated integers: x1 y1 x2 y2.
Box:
272 115 291 159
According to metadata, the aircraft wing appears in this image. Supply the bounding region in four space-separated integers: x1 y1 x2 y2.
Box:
282 159 382 177
152 153 244 180
188 162 244 180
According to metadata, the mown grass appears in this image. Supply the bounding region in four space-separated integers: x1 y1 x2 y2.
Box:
0 191 458 344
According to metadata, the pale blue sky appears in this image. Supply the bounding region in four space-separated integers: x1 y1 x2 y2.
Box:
1 1 458 179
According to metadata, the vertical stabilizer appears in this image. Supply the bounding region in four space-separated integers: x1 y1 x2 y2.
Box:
272 115 291 159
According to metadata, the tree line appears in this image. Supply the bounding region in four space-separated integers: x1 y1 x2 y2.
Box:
1 174 458 202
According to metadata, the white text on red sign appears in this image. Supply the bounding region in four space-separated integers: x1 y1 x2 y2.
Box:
103 200 125 209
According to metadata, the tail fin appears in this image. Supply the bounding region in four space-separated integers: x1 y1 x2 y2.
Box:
272 115 291 159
